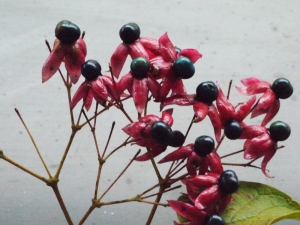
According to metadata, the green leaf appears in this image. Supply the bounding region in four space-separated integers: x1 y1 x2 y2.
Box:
222 181 300 225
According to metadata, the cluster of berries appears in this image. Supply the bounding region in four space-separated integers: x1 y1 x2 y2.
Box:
42 20 293 224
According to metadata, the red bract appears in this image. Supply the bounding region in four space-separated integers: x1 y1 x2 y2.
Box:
110 38 159 78
242 126 278 178
151 33 202 101
161 94 222 142
168 200 208 225
42 38 87 84
236 77 280 126
122 109 173 161
70 75 118 111
159 144 223 176
117 72 160 115
216 85 256 132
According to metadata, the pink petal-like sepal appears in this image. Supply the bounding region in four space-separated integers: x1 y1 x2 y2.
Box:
178 49 202 64
159 33 177 62
64 39 87 84
216 87 235 123
235 95 256 122
70 83 90 110
206 152 223 174
261 99 280 126
239 125 268 139
186 152 205 176
158 144 193 163
129 40 149 60
193 102 209 123
236 77 271 95
195 185 221 211
171 79 187 96
240 77 271 86
160 94 196 110
139 37 160 58
261 150 277 178
161 108 174 126
110 43 129 78
135 145 167 161
42 43 65 83
168 200 207 222
132 78 148 115
207 105 222 143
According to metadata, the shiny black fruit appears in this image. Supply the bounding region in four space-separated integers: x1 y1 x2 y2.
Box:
269 121 291 142
194 135 215 157
218 170 239 194
196 81 219 104
172 57 195 79
151 121 172 145
55 20 81 44
224 120 242 140
119 22 140 44
81 60 101 81
205 214 225 225
271 78 293 99
130 57 150 79
169 130 185 147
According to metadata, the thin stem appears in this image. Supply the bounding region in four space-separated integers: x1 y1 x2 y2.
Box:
222 158 261 169
93 164 103 200
139 200 169 207
145 186 163 225
14 108 52 178
66 82 75 126
221 149 244 158
78 205 96 225
169 163 187 178
214 134 225 152
0 151 49 184
98 150 141 202
185 115 196 138
104 137 131 160
102 121 115 158
226 79 233 99
146 147 162 181
54 129 78 178
51 184 73 225
141 185 181 199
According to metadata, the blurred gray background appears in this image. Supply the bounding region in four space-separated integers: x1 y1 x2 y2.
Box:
0 0 299 224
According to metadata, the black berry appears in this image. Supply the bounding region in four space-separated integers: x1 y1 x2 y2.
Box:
269 121 291 142
224 120 242 140
119 22 140 44
194 135 215 157
205 214 225 225
169 130 185 147
81 60 101 81
196 81 219 104
218 170 239 194
271 78 293 99
172 57 195 79
130 57 150 79
55 20 81 44
151 121 172 145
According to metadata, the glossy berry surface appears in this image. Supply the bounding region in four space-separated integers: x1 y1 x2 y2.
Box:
194 135 215 157
172 57 195 79
205 214 225 225
150 121 172 145
168 130 185 147
119 22 140 44
130 57 150 79
224 120 242 140
196 81 219 104
271 78 293 99
55 20 81 44
269 121 291 142
81 60 101 81
218 170 239 194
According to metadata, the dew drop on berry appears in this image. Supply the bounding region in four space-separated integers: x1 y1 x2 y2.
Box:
196 81 219 104
194 135 215 157
130 57 150 79
119 22 140 44
218 170 239 194
150 121 172 145
55 20 81 44
224 120 242 140
169 130 185 147
172 57 195 79
271 78 293 99
269 121 291 142
205 214 225 225
81 60 101 81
